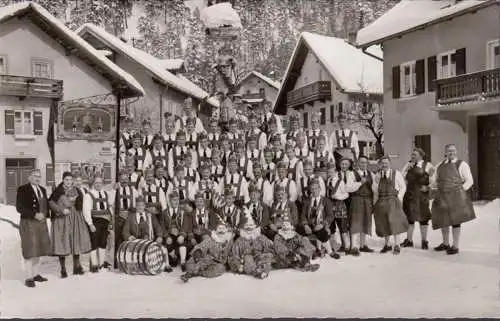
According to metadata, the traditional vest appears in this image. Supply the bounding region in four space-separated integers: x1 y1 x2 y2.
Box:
237 157 250 176
262 163 276 182
142 184 161 207
155 177 168 192
142 135 154 150
207 132 220 148
151 148 168 168
273 150 285 164
185 132 197 150
287 159 299 181
211 165 225 183
295 147 310 162
271 200 293 224
247 201 264 226
307 197 327 225
89 190 110 219
314 150 329 170
300 176 313 200
185 168 197 182
307 129 321 151
219 206 240 229
194 209 210 229
250 178 266 202
128 172 142 189
198 148 211 165
247 149 260 163
176 179 190 201
121 132 132 150
276 178 292 198
225 174 244 200
335 129 354 150
378 170 398 198
352 170 373 197
172 146 187 166
286 130 298 141
405 161 429 189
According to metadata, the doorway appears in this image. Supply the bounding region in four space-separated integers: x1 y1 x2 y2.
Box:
5 158 36 205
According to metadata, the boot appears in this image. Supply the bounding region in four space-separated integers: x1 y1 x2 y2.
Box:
393 245 401 255
400 239 413 247
434 243 450 252
350 247 361 256
73 255 84 275
59 256 67 278
421 240 429 250
360 245 374 253
446 246 459 255
380 245 392 253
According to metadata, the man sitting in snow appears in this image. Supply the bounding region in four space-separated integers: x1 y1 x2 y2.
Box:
273 216 320 272
180 220 234 283
228 210 275 279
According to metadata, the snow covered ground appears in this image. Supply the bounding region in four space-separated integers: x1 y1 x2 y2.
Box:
1 201 499 318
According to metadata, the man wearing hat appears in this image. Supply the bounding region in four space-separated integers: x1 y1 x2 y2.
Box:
246 134 261 164
270 133 286 165
248 162 273 206
261 146 277 182
247 112 268 150
268 184 299 240
295 131 313 163
168 130 190 179
113 169 139 263
273 216 320 272
220 154 249 207
330 114 359 168
228 211 275 279
144 134 169 169
285 141 304 182
184 117 198 150
196 132 212 167
312 133 335 181
261 101 283 134
128 132 147 173
197 162 221 201
306 112 328 152
175 97 205 134
167 164 196 202
297 177 340 259
191 191 214 245
140 167 167 216
162 115 177 152
400 148 434 250
141 119 155 150
125 154 145 189
182 152 200 183
244 183 271 231
273 161 298 203
210 148 225 184
154 167 169 192
285 112 303 145
234 139 253 180
297 159 326 213
219 133 233 169
227 118 243 148
206 117 221 148
218 187 242 233
122 195 172 272
180 219 234 283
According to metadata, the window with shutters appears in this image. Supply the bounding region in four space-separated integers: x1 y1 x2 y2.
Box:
14 111 33 135
320 107 326 125
0 55 7 74
362 101 373 114
437 50 457 79
31 59 53 78
303 112 308 129
330 105 335 123
338 102 343 114
400 61 417 97
487 39 500 69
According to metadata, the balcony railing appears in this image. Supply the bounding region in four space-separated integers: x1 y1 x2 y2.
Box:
0 75 63 99
287 80 331 108
436 68 500 106
242 92 265 101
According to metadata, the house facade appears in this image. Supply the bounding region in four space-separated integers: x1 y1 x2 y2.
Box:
236 71 280 110
357 0 500 199
0 3 143 204
273 32 384 159
78 24 219 133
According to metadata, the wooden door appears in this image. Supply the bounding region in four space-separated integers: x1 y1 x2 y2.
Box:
478 115 500 200
414 134 432 162
5 158 35 205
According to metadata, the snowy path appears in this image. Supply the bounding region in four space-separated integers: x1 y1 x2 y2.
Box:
1 202 499 318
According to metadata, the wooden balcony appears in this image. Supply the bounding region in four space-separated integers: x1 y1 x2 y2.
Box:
287 81 331 108
242 92 265 101
0 75 63 99
436 68 500 106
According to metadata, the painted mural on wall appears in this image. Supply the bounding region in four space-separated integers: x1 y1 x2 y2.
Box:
57 95 117 141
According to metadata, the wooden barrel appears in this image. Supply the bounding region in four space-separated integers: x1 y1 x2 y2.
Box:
116 239 165 275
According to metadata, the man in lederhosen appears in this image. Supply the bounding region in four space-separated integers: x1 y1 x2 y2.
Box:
272 161 298 203
190 191 215 247
175 97 205 134
113 170 139 267
141 167 167 217
285 141 304 183
168 130 190 179
247 112 268 150
401 148 435 250
249 162 273 206
196 132 212 167
285 112 303 146
162 115 177 152
295 131 313 163
220 154 249 207
269 185 299 240
16 169 51 287
207 117 221 148
297 159 326 214
128 132 147 174
430 144 476 255
331 114 359 170
306 112 326 153
144 134 169 170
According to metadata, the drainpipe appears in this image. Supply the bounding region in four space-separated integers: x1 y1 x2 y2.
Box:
362 47 383 62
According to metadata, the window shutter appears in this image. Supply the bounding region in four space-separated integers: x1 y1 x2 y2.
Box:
415 59 425 95
455 48 466 75
338 102 343 114
330 105 335 123
33 111 43 135
103 162 112 184
427 55 437 92
4 110 14 134
392 65 400 99
46 163 55 186
303 112 308 129
320 107 326 125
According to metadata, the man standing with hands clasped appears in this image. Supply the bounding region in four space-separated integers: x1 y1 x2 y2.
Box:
16 169 52 288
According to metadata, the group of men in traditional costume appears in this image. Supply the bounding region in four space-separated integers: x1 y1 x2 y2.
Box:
17 96 477 287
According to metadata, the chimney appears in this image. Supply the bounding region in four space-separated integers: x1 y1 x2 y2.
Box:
347 31 357 46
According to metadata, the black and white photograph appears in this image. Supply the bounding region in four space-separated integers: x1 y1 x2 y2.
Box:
0 0 499 318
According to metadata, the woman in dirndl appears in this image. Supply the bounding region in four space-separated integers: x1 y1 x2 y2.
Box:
49 171 92 278
372 156 409 255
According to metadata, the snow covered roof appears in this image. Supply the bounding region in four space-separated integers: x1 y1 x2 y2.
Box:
239 71 281 90
200 2 242 29
272 32 383 114
357 0 497 47
0 2 144 98
77 24 219 107
159 59 185 71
